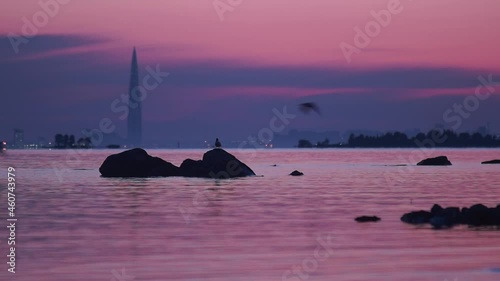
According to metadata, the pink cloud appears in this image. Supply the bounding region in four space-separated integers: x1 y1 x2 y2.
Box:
2 0 499 69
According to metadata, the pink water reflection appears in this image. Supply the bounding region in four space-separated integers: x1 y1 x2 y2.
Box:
0 149 499 280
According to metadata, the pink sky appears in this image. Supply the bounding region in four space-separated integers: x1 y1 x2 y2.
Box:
1 0 500 143
2 0 500 69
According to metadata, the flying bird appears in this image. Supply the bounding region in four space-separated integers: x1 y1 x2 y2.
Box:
299 102 321 116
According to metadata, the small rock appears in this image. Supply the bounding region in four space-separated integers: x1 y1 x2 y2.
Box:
417 156 452 166
289 170 304 176
355 216 381 222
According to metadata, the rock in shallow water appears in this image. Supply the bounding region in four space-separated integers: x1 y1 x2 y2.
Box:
430 204 444 215
402 203 500 228
99 148 255 178
98 148 180 177
481 159 500 164
181 148 256 178
355 216 381 222
417 156 452 166
289 170 304 176
401 210 432 224
429 207 461 228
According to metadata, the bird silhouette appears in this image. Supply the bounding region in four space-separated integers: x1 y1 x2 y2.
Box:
299 102 321 116
215 138 222 148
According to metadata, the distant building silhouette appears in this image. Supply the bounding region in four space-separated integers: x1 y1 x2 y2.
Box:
13 129 24 148
127 47 142 147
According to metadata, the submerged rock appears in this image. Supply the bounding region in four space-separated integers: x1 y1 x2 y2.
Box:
355 216 381 222
100 148 255 178
481 159 500 164
289 170 304 176
417 156 452 166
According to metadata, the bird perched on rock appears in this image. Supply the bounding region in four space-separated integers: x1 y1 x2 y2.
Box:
299 102 321 116
215 138 222 148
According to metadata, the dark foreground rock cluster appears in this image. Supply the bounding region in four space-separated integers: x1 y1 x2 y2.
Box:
99 148 255 178
401 204 500 228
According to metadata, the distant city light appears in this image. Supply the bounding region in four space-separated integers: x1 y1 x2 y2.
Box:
24 144 39 150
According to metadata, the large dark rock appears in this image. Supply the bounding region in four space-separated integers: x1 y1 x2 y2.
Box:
202 149 255 178
482 159 500 164
99 148 179 177
179 149 256 178
179 159 209 178
99 148 255 178
417 156 452 166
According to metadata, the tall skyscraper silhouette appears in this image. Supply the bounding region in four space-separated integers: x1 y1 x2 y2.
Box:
127 47 142 147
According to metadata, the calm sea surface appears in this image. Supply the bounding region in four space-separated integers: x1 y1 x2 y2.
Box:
0 148 499 281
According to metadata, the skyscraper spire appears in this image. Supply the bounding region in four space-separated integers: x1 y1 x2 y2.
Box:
127 47 142 147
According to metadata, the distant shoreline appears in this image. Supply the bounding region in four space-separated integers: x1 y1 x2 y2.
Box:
298 130 500 149
2 146 500 151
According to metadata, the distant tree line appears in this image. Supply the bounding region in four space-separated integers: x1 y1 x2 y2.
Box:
54 134 92 149
298 130 500 148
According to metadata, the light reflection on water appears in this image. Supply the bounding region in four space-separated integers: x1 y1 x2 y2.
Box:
0 148 499 281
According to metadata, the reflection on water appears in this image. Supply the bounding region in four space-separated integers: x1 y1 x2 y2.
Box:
0 149 499 281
